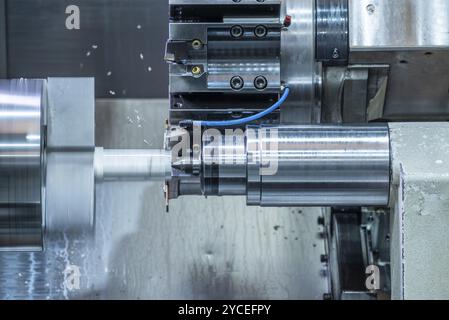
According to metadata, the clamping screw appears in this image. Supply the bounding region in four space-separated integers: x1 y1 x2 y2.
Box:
254 76 268 90
192 39 203 50
230 25 244 38
230 76 244 91
254 25 268 38
191 66 202 76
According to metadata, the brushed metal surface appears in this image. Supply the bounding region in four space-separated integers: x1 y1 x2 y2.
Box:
350 0 449 50
200 124 391 207
45 78 95 235
0 99 329 299
0 79 44 251
246 125 391 207
95 148 171 181
280 0 321 123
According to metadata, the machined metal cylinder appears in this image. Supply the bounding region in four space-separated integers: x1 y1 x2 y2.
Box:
94 148 172 181
0 79 44 251
200 124 391 207
247 125 390 206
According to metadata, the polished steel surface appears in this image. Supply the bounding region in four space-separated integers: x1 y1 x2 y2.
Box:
247 125 391 207
45 78 95 235
0 79 44 251
95 148 171 181
350 0 449 50
198 124 391 207
281 0 321 123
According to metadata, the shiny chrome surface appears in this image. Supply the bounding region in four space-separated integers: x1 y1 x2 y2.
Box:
202 131 247 196
0 79 44 251
197 124 391 207
281 0 321 123
247 125 391 207
95 148 171 181
350 0 449 50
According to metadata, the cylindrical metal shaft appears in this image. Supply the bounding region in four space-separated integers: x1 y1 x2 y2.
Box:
94 148 172 181
199 124 391 207
247 125 390 206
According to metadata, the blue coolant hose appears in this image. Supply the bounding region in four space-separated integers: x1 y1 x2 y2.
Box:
189 87 290 127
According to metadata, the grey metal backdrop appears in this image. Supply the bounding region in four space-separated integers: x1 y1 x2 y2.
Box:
3 0 168 98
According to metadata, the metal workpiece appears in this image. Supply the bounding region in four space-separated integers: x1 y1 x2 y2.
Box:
0 79 44 251
94 148 172 182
